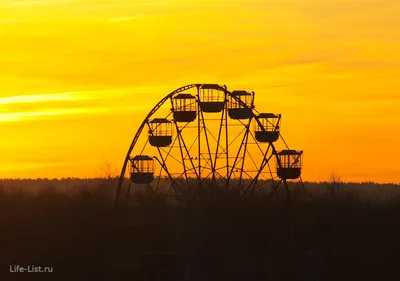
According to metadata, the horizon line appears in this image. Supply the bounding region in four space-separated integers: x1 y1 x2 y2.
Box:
0 177 399 185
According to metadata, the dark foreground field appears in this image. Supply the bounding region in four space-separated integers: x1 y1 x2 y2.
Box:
1 178 400 281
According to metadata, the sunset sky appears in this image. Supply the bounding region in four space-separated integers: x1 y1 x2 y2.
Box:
1 0 399 183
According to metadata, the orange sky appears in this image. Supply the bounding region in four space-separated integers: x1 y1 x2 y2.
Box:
1 0 399 183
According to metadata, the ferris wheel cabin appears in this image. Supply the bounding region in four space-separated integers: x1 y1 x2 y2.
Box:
254 113 281 143
148 118 173 147
130 155 154 184
172 94 197 122
276 150 303 180
228 91 254 120
198 84 226 113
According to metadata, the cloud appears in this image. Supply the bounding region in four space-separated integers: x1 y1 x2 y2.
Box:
0 86 169 106
4 0 75 8
0 19 32 23
0 161 76 174
0 92 85 105
107 16 138 23
0 108 107 123
0 86 174 123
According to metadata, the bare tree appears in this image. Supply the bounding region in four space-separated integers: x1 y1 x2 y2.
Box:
326 172 342 198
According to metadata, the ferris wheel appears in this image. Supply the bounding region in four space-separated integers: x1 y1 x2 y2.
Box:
115 84 304 207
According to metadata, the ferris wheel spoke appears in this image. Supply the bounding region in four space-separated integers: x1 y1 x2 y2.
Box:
279 133 291 150
213 122 247 158
215 128 247 161
154 155 186 206
214 168 227 182
182 118 203 175
238 169 257 186
257 177 278 190
156 123 198 176
247 129 269 156
173 168 197 182
241 145 274 197
153 154 169 196
185 126 203 156
268 168 283 192
199 110 216 182
238 122 252 187
147 122 185 191
199 154 213 176
175 128 201 181
227 127 249 181
200 168 226 187
251 144 273 183
211 99 227 176
248 125 282 186
204 127 226 158
200 170 214 184
299 176 308 197
139 138 150 156
155 168 163 195
174 122 190 190
266 156 276 184
160 147 190 171
245 146 260 172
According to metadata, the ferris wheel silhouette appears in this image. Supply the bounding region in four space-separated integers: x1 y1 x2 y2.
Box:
115 83 305 208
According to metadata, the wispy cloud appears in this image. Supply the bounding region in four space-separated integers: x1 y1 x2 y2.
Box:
0 19 32 23
107 16 138 23
0 108 107 123
0 86 170 105
0 161 75 174
0 86 174 123
4 0 75 8
0 92 85 105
